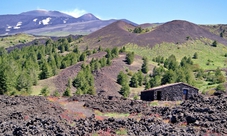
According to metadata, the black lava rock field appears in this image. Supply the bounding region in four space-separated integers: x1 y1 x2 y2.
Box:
0 94 227 135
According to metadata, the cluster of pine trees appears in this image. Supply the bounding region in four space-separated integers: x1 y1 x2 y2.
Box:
148 55 225 90
117 53 226 97
146 55 195 89
0 37 88 95
72 46 125 96
117 55 148 97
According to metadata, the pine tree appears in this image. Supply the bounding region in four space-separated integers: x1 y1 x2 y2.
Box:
145 82 151 90
75 88 83 95
137 71 143 86
212 40 217 47
73 64 96 95
126 52 134 65
119 84 130 97
141 57 149 73
161 70 176 84
67 78 72 88
79 52 86 61
149 76 161 87
73 45 80 54
63 87 71 96
117 71 128 85
193 52 198 59
130 74 138 87
16 71 32 93
39 62 52 79
106 58 111 66
105 48 112 59
111 47 119 58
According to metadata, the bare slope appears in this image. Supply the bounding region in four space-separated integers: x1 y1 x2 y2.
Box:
51 52 143 96
84 20 227 48
138 20 227 46
85 20 137 48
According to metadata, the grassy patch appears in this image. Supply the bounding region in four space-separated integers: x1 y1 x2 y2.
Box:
0 34 43 48
194 80 219 93
150 101 182 107
116 128 128 135
31 76 56 96
150 101 158 106
125 39 227 70
94 110 130 118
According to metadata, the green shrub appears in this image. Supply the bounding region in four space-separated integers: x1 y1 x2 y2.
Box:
40 87 50 96
63 87 71 96
216 83 225 91
53 91 60 97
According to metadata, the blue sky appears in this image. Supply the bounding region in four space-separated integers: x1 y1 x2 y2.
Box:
0 0 226 24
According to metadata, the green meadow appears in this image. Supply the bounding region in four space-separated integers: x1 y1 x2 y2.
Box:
125 39 227 70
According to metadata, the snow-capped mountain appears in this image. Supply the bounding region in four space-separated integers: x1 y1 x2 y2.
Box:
0 10 137 36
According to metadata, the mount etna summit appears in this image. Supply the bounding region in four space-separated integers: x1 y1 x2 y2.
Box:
0 10 136 36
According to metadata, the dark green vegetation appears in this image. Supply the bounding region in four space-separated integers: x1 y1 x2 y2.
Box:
0 37 107 96
128 26 150 34
125 52 134 65
0 36 86 95
126 39 227 93
0 35 132 96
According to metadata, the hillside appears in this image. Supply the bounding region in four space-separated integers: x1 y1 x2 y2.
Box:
201 24 227 40
0 33 45 48
33 52 145 97
137 20 227 46
85 20 137 48
84 20 227 48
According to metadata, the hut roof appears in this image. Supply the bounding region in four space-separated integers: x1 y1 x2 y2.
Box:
141 82 199 92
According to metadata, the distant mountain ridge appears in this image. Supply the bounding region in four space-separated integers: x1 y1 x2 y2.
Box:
19 10 74 18
0 10 137 36
84 20 227 48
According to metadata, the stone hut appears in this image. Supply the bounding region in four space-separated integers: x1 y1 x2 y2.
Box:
140 82 199 101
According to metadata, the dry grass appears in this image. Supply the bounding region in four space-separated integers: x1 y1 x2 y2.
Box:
31 76 56 95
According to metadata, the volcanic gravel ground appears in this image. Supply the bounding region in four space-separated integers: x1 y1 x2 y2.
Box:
1 94 227 135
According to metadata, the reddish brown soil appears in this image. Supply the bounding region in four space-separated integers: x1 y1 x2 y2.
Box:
84 20 227 48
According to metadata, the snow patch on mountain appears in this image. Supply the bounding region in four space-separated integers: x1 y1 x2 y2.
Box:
13 22 22 29
41 17 51 25
63 18 69 24
33 18 38 22
7 25 12 29
16 22 22 26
